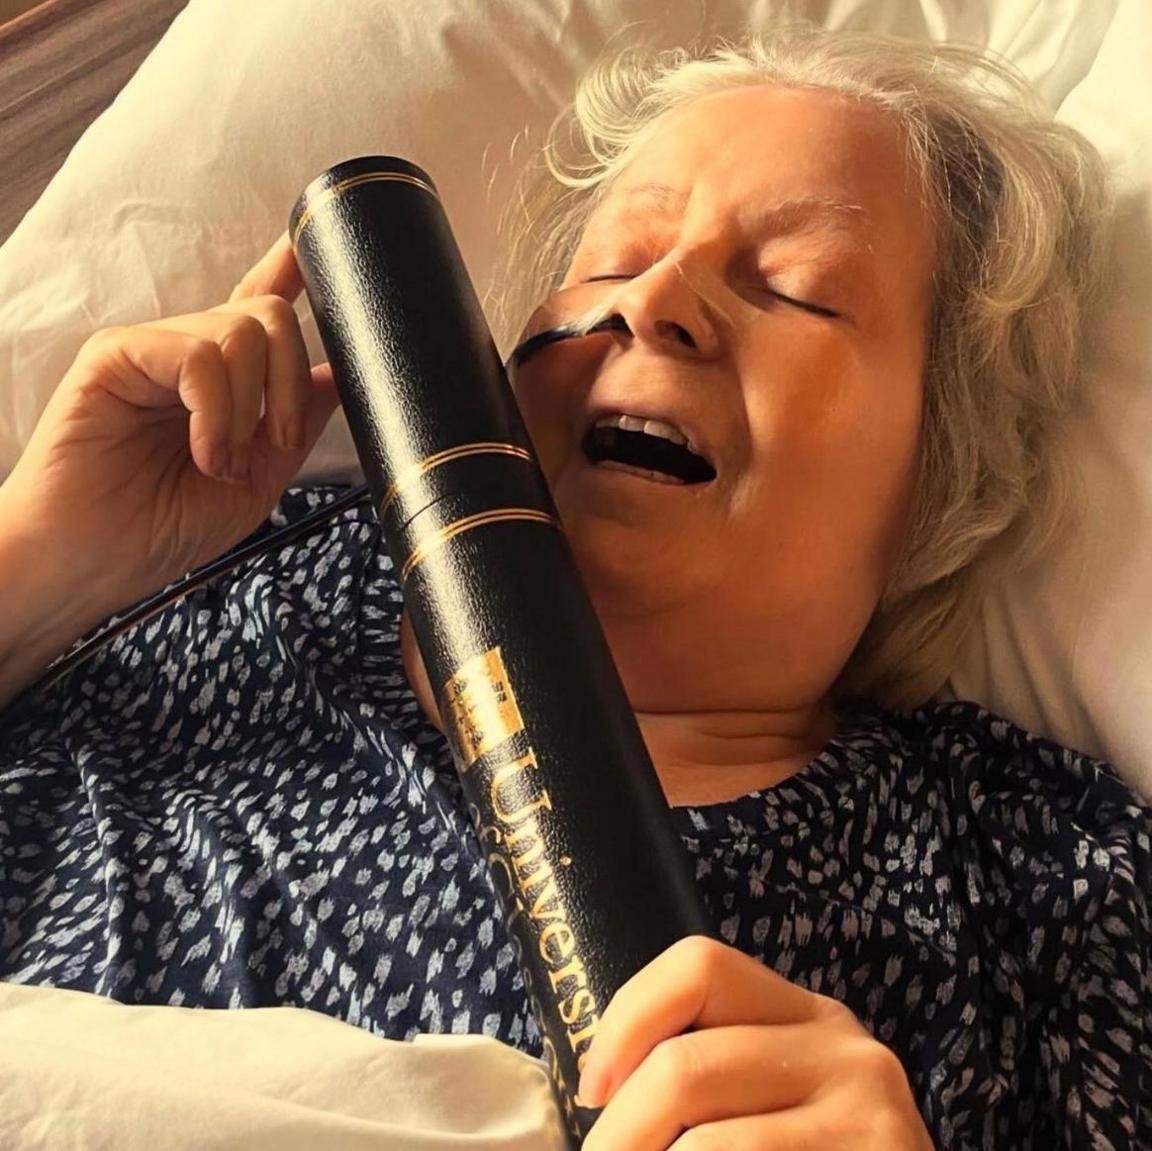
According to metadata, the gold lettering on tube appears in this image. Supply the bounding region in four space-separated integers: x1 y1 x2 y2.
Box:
482 750 603 1089
452 657 603 1123
443 647 526 769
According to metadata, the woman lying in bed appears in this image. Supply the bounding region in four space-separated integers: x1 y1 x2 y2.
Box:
0 24 1148 1151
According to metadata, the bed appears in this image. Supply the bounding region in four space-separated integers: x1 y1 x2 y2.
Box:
0 0 1149 1144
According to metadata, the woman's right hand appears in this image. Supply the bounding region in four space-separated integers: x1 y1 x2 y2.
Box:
0 231 343 617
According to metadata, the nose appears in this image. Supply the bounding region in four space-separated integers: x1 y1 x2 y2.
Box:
607 257 722 358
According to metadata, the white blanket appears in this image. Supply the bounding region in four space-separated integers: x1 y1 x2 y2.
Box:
0 983 568 1150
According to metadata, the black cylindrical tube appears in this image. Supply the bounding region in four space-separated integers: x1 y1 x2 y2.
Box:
289 156 715 1146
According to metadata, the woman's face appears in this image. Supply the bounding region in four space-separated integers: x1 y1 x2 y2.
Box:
509 84 935 715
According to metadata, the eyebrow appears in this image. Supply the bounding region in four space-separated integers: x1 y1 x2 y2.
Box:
598 181 872 240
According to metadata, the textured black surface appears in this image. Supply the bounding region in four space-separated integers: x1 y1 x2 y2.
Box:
290 157 714 1143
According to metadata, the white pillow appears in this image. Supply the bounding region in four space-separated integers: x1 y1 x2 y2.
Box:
0 0 1148 793
947 0 1152 797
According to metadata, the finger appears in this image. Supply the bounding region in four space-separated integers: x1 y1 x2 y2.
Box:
581 1024 824 1151
266 300 315 451
579 937 826 1107
213 313 267 477
664 1106 838 1151
135 309 267 477
78 325 235 481
210 295 313 451
228 229 304 303
299 361 342 449
140 300 309 456
666 1093 933 1151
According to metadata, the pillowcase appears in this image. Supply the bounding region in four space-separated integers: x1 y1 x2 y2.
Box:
947 0 1152 795
0 0 1147 793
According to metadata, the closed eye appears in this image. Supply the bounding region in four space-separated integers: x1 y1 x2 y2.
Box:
580 274 839 319
758 287 839 319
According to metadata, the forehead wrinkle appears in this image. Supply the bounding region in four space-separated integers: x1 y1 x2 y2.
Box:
590 181 872 247
746 195 872 242
599 181 689 219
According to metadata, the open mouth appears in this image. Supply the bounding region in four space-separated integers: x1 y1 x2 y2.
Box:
582 413 717 485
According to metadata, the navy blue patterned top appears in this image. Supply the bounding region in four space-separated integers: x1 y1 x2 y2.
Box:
1 485 1148 1149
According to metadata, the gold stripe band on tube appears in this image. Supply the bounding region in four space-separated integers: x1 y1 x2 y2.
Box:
292 172 439 246
402 508 559 584
380 442 534 518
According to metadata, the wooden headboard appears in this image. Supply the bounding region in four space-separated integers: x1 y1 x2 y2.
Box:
0 0 187 247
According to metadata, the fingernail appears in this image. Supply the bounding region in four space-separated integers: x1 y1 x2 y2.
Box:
577 1065 604 1109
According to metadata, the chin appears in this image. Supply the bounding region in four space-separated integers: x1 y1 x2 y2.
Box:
548 457 712 617
560 518 674 622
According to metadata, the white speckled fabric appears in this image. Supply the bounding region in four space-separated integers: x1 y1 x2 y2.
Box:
1 485 1149 1148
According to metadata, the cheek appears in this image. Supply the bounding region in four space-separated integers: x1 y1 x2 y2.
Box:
741 337 865 449
740 335 923 511
509 355 589 478
510 384 560 477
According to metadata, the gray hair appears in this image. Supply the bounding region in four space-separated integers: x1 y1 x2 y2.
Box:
489 24 1111 711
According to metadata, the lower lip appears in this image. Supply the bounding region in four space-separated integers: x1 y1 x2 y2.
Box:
580 456 713 489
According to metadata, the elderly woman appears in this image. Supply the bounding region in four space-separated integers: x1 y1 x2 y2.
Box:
0 23 1148 1151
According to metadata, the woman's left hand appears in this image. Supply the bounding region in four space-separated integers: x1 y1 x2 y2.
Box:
577 936 934 1150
